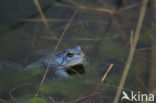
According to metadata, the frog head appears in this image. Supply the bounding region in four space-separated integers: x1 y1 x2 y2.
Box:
55 46 85 67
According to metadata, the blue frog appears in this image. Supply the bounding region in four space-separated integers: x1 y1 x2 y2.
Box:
0 46 85 78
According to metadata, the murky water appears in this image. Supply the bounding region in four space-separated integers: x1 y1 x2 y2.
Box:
0 0 155 103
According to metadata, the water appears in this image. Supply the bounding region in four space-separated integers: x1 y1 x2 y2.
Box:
0 0 155 103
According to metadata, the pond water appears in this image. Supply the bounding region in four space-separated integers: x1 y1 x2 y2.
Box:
0 0 155 103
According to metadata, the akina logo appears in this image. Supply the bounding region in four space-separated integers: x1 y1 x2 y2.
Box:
121 91 155 102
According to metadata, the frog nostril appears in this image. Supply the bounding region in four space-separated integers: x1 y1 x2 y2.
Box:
78 52 81 55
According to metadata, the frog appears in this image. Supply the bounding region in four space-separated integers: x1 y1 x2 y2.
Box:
0 46 85 78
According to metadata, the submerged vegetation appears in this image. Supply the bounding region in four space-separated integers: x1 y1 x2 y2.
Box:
0 0 155 103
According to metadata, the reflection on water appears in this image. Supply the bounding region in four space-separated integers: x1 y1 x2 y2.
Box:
66 64 85 75
0 0 155 103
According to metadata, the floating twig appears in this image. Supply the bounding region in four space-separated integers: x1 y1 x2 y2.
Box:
113 0 148 103
33 0 58 40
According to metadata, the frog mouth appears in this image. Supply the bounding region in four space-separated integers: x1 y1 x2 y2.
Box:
66 57 84 66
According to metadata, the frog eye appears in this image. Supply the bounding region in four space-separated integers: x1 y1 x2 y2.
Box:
67 51 74 57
